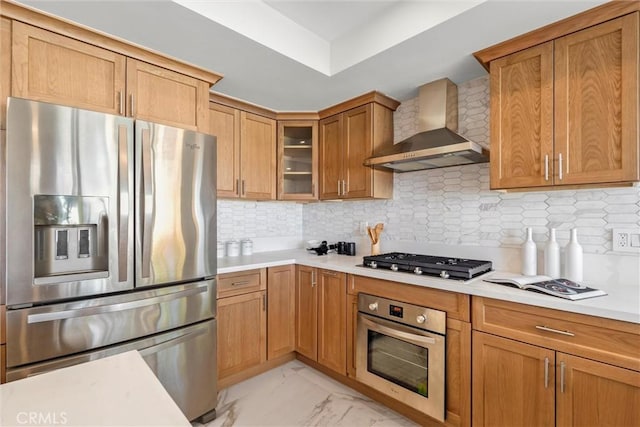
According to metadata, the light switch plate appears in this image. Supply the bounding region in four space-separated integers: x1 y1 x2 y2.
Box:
612 228 640 253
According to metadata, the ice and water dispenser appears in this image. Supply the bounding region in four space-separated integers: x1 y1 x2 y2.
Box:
33 195 109 281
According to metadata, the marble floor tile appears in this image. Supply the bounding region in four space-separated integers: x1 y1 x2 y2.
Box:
195 360 418 427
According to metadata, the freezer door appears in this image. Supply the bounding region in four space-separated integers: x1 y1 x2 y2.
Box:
135 120 216 287
5 279 215 368
6 319 217 422
5 97 135 306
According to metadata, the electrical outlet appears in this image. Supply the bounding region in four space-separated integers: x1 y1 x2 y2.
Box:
612 228 640 253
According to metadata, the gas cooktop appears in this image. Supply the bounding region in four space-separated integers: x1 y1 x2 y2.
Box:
362 252 493 280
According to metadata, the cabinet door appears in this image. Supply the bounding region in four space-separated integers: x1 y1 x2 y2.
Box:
295 265 317 360
318 114 343 199
472 331 555 427
267 265 296 360
317 269 347 375
489 42 554 189
554 13 639 185
126 58 209 131
342 105 372 199
240 112 276 200
217 291 266 379
277 120 318 201
210 104 241 198
345 293 358 379
556 353 640 427
11 22 126 115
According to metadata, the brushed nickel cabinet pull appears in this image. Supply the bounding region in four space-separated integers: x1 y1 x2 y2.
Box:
544 357 549 388
560 361 566 393
118 91 124 116
322 270 337 276
241 179 246 196
337 180 341 196
262 293 266 311
558 153 563 180
544 154 549 181
231 280 250 287
535 325 575 337
342 180 346 196
236 178 240 196
311 270 316 287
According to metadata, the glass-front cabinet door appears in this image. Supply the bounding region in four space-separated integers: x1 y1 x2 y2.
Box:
277 120 318 200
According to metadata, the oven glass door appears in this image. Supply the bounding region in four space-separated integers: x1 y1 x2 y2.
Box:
356 313 445 422
368 328 430 397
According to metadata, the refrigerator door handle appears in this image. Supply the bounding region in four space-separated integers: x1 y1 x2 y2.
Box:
140 127 153 278
117 124 129 283
26 284 208 324
138 327 207 357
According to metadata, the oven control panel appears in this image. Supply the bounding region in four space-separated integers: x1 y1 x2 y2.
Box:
358 293 446 334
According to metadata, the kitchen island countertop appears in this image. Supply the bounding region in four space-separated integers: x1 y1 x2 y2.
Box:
218 249 640 324
0 351 190 427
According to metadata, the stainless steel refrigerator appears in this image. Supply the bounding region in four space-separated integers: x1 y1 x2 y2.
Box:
4 97 218 422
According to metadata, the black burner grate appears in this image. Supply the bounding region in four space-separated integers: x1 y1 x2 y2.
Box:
362 252 492 280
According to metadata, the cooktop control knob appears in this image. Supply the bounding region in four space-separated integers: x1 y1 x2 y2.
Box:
368 302 378 311
390 264 399 271
416 315 426 324
413 267 423 275
369 261 377 269
440 271 450 279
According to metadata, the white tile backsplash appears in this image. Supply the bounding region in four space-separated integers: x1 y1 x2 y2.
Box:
217 75 640 283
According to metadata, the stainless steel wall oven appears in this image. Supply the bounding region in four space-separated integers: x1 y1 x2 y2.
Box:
356 293 446 422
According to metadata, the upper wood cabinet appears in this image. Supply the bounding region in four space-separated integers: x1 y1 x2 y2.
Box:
277 120 318 201
210 103 241 198
11 21 126 115
488 12 639 190
210 103 276 200
319 103 395 200
241 112 277 200
8 20 217 133
126 58 209 131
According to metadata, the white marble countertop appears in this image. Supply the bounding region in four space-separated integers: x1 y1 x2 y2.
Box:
218 249 640 324
0 350 190 427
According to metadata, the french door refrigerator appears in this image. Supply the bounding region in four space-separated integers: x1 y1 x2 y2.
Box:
4 97 218 422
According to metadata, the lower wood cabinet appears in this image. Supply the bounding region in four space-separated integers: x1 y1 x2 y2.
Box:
472 296 640 427
217 267 296 388
217 282 266 380
267 265 296 360
0 344 5 384
295 266 347 375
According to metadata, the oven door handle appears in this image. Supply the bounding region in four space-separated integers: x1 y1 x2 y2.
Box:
361 315 437 346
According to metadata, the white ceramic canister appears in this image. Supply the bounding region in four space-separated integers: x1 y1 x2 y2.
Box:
217 241 225 258
565 228 583 282
226 240 240 257
544 228 560 278
521 227 537 276
241 239 253 256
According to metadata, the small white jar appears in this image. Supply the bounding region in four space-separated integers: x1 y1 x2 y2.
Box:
241 239 253 256
226 240 240 257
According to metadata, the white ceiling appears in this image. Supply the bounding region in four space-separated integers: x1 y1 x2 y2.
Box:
20 0 607 111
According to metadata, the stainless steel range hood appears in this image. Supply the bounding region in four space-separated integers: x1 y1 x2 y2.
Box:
364 78 489 172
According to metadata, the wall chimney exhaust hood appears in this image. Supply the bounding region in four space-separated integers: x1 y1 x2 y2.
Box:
364 78 489 172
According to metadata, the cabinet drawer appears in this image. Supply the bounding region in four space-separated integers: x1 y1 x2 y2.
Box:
472 297 640 372
217 269 266 298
